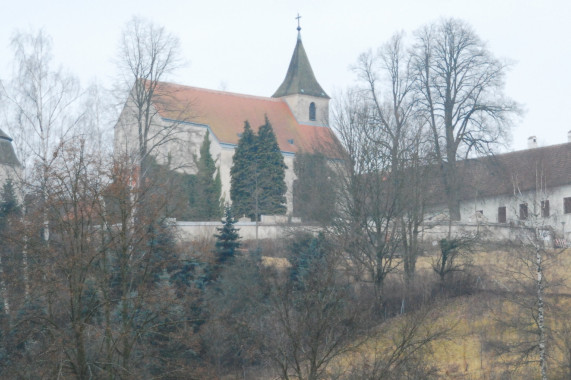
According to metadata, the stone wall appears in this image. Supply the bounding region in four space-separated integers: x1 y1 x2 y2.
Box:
176 220 318 241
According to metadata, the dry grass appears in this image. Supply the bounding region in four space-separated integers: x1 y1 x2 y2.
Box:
261 256 291 269
343 248 571 379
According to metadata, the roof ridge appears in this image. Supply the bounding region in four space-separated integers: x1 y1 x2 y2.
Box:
462 141 571 164
298 123 332 129
156 80 284 102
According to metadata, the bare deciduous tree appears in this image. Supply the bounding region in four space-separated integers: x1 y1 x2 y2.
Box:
263 233 364 380
333 89 403 304
4 142 199 379
431 234 476 289
1 29 83 242
356 33 431 283
114 17 185 179
412 18 520 221
332 33 430 302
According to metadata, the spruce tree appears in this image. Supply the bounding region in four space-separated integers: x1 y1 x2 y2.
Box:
0 179 21 231
192 132 222 220
257 117 287 215
230 118 287 220
293 152 336 223
288 232 328 288
230 121 258 219
214 205 241 264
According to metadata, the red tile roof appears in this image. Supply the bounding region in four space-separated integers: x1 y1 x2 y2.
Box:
151 81 338 156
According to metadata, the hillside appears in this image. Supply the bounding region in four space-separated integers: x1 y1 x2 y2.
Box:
334 248 571 380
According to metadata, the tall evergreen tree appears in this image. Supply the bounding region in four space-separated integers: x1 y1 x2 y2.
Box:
230 121 259 219
0 179 21 230
230 118 287 220
288 232 328 288
257 117 287 215
293 152 336 223
0 179 19 338
191 132 222 220
214 205 241 264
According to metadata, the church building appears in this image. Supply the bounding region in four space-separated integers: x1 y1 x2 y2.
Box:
114 27 338 215
0 129 21 189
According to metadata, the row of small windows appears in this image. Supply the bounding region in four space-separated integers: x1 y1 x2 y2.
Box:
496 197 571 222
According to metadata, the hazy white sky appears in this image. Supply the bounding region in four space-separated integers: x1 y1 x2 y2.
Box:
2 0 570 151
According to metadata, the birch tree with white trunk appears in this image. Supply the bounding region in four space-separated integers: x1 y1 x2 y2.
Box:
1 29 83 242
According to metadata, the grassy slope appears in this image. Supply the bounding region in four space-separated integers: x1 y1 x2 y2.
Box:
346 248 571 380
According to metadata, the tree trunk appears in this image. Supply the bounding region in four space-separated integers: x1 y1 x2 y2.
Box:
0 254 10 319
536 245 548 380
442 161 461 221
22 235 30 300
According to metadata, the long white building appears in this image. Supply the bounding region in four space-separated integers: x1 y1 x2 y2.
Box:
425 134 571 241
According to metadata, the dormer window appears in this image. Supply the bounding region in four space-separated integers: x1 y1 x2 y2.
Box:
309 102 316 121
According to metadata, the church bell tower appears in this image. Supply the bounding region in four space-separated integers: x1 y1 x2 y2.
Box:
272 19 330 126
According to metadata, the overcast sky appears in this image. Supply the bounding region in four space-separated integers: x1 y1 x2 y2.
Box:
2 0 570 151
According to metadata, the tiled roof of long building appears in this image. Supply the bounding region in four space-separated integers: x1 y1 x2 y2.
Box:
424 142 571 205
150 81 340 157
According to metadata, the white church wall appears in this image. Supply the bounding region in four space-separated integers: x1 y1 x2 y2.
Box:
284 154 295 215
115 95 306 218
113 97 168 161
157 122 203 174
218 147 234 206
218 148 296 216
0 166 11 187
0 165 24 207
0 165 21 190
113 97 138 158
114 97 202 174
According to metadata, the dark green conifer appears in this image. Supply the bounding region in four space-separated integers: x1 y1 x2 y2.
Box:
293 152 336 223
0 179 21 230
192 132 222 220
257 117 287 215
288 232 328 288
230 121 258 219
230 118 287 220
214 205 241 264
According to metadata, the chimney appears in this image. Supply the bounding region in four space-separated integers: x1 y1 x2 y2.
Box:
528 136 537 149
568 130 571 143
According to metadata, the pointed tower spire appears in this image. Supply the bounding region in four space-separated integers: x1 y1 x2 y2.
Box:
272 20 329 99
296 13 302 40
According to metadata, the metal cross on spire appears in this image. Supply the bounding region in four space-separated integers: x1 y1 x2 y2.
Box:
296 13 302 32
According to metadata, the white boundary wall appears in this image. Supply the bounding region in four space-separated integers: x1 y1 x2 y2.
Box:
176 220 319 241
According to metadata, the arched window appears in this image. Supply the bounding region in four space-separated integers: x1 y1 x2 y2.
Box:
309 102 316 121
